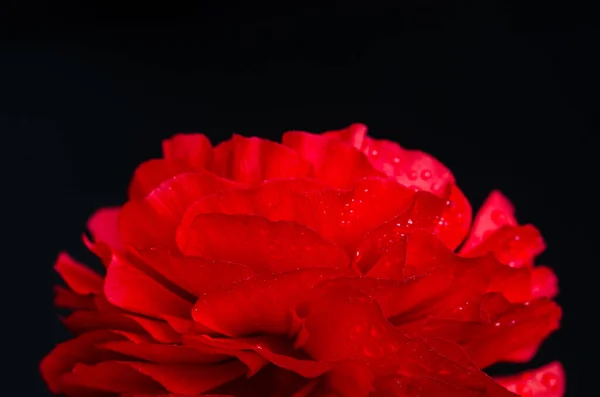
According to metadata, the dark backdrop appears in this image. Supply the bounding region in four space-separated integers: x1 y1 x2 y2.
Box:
1 2 595 396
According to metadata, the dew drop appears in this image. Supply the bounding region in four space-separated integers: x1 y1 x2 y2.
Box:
420 169 432 180
408 171 418 180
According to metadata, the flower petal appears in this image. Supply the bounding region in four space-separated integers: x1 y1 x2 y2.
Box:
177 213 350 273
325 123 456 197
162 133 213 170
86 207 123 252
210 134 313 184
104 255 193 319
40 330 125 394
184 334 330 378
531 266 559 299
120 172 239 250
461 191 517 254
297 285 516 397
191 268 348 337
282 130 384 188
494 362 565 397
463 224 546 268
54 253 103 295
183 178 416 255
128 159 191 200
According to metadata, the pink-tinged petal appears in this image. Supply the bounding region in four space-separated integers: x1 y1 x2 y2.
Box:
531 266 559 299
210 134 313 185
87 207 123 252
162 133 213 170
192 268 348 337
463 224 546 268
184 334 330 378
54 253 103 295
128 159 191 200
104 256 193 319
40 331 125 394
494 362 565 397
461 191 517 254
120 172 240 250
282 131 384 188
177 213 350 273
326 123 456 197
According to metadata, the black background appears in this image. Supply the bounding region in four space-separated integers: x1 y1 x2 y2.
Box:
1 1 595 396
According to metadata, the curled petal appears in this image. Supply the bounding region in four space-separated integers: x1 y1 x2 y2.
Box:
192 268 348 337
40 331 125 394
128 159 190 200
162 133 213 170
531 266 559 299
463 224 546 268
120 172 239 250
461 191 517 254
283 130 384 188
87 207 123 252
494 362 565 397
210 134 313 184
104 256 193 319
177 213 350 273
54 253 103 295
184 334 330 378
325 123 456 197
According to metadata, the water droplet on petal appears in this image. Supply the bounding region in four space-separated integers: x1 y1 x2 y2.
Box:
420 169 432 180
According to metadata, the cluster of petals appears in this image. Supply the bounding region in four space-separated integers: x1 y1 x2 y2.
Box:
41 123 564 397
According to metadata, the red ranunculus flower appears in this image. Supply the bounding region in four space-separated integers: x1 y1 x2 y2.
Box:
41 123 564 397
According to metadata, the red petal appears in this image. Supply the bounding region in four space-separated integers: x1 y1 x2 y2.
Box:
531 266 559 299
61 362 165 394
54 286 96 310
494 362 565 397
104 255 193 319
461 191 517 254
177 213 349 273
62 310 145 335
435 184 472 250
298 285 516 397
128 159 191 200
184 334 330 378
282 131 384 188
40 330 125 394
127 361 247 395
326 123 456 197
87 207 123 252
352 192 447 273
463 224 546 268
54 253 103 295
191 268 347 336
100 340 229 364
162 133 213 170
137 248 255 297
184 178 416 255
210 134 313 184
120 172 239 250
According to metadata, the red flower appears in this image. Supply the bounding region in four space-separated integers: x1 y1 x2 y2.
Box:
41 123 563 397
